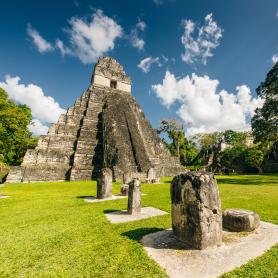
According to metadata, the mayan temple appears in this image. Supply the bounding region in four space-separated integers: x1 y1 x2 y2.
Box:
6 57 183 183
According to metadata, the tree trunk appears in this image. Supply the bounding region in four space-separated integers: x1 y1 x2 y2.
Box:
257 166 263 174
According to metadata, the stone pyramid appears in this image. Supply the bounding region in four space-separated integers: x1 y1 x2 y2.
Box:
7 57 183 183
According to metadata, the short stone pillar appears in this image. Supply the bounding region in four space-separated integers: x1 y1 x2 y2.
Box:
127 178 141 215
146 168 160 184
97 168 112 199
223 209 260 232
170 171 222 250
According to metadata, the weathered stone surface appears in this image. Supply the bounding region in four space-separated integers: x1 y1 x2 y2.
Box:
223 209 260 232
127 179 141 215
141 222 278 278
6 57 184 183
97 168 112 199
170 171 222 250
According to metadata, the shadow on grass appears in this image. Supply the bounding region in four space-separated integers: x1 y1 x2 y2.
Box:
76 196 94 199
103 209 120 214
121 227 164 242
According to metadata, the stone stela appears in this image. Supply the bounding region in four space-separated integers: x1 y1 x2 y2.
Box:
97 168 112 199
170 171 222 250
6 57 183 183
127 178 141 215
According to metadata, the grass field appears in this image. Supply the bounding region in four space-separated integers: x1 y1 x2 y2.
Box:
0 175 277 277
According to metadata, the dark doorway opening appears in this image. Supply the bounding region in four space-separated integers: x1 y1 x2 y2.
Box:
110 80 117 89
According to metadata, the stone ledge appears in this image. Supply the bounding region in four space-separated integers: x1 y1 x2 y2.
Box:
83 195 127 203
141 221 278 278
105 207 168 223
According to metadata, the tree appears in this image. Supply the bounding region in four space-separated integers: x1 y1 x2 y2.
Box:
158 119 197 165
0 88 38 165
220 144 264 173
191 132 224 170
252 62 278 143
223 130 248 146
158 119 185 161
244 147 264 173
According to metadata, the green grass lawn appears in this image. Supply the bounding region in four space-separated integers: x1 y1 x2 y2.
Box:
0 175 277 277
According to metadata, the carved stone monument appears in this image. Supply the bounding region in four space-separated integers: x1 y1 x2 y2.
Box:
127 178 141 215
6 57 183 183
97 168 112 199
170 171 222 250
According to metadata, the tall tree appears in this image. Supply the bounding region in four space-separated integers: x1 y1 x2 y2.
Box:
0 88 38 165
158 119 197 165
252 62 278 143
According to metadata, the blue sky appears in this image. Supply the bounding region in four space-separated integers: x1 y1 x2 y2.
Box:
0 0 277 135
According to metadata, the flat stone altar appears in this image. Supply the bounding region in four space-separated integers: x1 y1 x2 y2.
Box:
83 195 127 203
105 207 168 223
141 221 278 278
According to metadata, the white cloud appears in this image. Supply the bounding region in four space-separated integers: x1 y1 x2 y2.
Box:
152 71 263 135
181 13 223 65
272 53 278 64
55 39 72 56
130 20 146 50
57 9 123 64
27 24 54 53
28 119 49 135
0 76 66 135
138 56 162 73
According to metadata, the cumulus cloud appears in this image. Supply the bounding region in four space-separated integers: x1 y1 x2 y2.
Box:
57 9 123 64
181 13 223 65
27 24 54 53
0 76 65 135
28 119 49 135
152 71 263 135
138 56 162 73
130 20 146 50
272 53 278 64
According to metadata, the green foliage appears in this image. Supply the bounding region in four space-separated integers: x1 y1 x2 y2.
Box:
158 119 197 165
0 175 277 276
220 145 264 173
0 88 38 165
191 132 224 170
223 130 248 146
252 62 278 143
